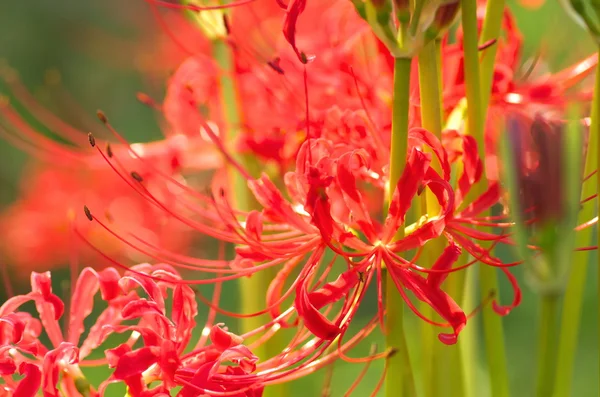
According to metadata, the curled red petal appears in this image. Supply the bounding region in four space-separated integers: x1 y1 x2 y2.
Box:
97 267 122 301
0 313 25 344
390 267 466 345
0 357 16 376
210 324 244 352
14 362 41 397
105 343 132 368
492 268 522 316
295 273 342 340
426 243 462 289
245 210 263 241
42 343 79 397
112 346 160 380
307 270 359 310
282 0 314 63
210 345 258 377
121 299 163 320
384 149 430 241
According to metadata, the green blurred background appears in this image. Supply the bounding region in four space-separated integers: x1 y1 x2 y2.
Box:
0 1 597 396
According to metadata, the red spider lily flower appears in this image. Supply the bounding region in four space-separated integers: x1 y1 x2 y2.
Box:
84 117 467 346
0 264 265 396
0 69 223 274
439 129 522 315
161 0 393 170
229 131 468 345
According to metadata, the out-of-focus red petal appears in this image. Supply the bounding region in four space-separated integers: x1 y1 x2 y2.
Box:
283 0 314 63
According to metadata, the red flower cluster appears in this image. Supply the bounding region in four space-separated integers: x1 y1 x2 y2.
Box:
0 0 597 395
0 265 263 396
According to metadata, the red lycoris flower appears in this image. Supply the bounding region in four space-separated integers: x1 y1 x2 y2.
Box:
0 264 264 396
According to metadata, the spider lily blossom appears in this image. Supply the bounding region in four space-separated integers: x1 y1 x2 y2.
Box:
0 264 264 396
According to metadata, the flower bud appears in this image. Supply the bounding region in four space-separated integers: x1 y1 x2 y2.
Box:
501 112 585 295
356 0 461 58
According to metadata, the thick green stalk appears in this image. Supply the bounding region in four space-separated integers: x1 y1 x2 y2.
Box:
461 1 510 396
212 39 288 397
418 40 464 397
386 56 416 397
535 294 560 397
553 48 600 397
479 0 506 113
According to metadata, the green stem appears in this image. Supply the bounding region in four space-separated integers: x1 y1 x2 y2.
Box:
386 56 416 397
213 39 288 397
388 57 413 203
418 40 464 397
535 295 560 397
553 47 600 397
479 0 506 113
459 265 478 397
461 1 510 396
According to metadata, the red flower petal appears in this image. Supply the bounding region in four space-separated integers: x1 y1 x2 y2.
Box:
383 148 430 241
112 346 160 380
67 268 100 345
282 0 314 63
426 243 462 289
210 324 244 352
42 343 79 397
14 363 41 397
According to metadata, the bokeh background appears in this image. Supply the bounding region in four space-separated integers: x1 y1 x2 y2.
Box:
0 1 597 396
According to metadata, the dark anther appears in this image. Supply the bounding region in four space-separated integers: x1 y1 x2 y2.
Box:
223 14 231 35
219 188 225 197
267 57 285 75
136 92 154 106
96 110 108 124
105 211 114 223
106 143 113 158
478 39 497 52
83 206 93 221
131 171 144 183
87 132 96 147
386 348 398 359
